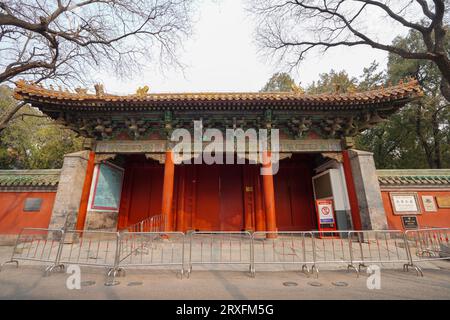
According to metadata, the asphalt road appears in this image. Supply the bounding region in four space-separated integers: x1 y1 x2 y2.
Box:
0 263 449 300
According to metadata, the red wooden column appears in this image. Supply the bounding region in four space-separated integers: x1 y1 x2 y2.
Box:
76 151 96 231
243 166 255 231
342 150 362 230
262 152 277 238
162 150 175 232
117 163 134 230
254 167 266 232
176 165 186 232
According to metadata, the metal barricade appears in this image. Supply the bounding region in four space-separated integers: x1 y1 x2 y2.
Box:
0 228 65 274
348 230 416 274
117 232 185 278
58 230 119 269
187 231 253 276
405 228 450 263
252 231 314 276
5 227 449 280
123 215 165 233
310 231 355 276
144 215 165 232
125 222 143 233
58 230 121 285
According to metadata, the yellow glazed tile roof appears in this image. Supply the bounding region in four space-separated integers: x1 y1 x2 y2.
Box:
13 79 423 108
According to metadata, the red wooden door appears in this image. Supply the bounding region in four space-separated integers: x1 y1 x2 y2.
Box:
118 158 164 229
193 164 245 231
219 165 244 230
290 166 316 229
274 167 293 228
274 158 316 231
194 165 221 230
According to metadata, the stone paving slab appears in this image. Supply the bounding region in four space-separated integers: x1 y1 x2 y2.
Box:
0 265 449 300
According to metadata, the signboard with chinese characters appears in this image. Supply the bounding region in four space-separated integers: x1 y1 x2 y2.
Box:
91 162 124 211
390 193 421 215
401 216 419 230
421 195 437 212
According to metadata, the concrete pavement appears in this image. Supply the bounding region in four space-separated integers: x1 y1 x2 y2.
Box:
0 263 449 300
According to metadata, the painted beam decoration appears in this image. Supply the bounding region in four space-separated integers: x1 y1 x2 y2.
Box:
91 162 124 211
94 139 344 154
13 79 423 142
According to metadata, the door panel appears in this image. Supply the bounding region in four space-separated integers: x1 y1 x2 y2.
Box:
193 164 245 231
274 159 315 231
219 165 244 230
274 168 293 229
128 168 151 224
289 166 315 230
195 165 220 230
124 165 163 226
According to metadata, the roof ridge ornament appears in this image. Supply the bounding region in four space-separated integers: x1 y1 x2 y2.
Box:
75 87 88 95
136 85 150 97
290 83 304 94
94 83 105 97
347 86 357 94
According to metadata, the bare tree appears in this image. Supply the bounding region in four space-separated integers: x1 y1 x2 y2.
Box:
0 0 193 131
248 0 450 101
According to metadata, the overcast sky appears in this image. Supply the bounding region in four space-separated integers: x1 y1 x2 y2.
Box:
100 0 397 94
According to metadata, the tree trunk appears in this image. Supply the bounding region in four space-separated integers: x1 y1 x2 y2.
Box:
432 110 442 169
0 101 26 133
440 78 450 104
415 104 435 168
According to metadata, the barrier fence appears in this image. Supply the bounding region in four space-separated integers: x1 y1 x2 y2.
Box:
310 231 355 276
122 215 165 233
1 228 449 283
187 231 253 276
252 231 314 275
117 232 185 276
405 228 450 263
58 230 119 269
347 230 418 275
0 228 65 274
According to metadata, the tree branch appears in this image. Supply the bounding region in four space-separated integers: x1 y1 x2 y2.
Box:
250 0 450 101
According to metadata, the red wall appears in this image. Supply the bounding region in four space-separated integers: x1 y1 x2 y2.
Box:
0 192 55 234
382 190 450 230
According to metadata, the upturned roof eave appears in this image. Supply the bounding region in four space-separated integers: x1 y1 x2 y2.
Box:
13 79 424 111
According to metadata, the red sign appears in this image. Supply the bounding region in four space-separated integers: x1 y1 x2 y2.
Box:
315 199 337 233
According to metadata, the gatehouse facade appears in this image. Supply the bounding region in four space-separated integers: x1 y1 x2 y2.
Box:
2 79 442 236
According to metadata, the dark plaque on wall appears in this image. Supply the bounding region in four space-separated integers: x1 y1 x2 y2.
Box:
401 216 419 230
23 198 43 212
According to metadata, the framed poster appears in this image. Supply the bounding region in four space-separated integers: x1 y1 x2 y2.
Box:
421 195 437 212
91 162 124 211
436 196 450 208
390 192 421 215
